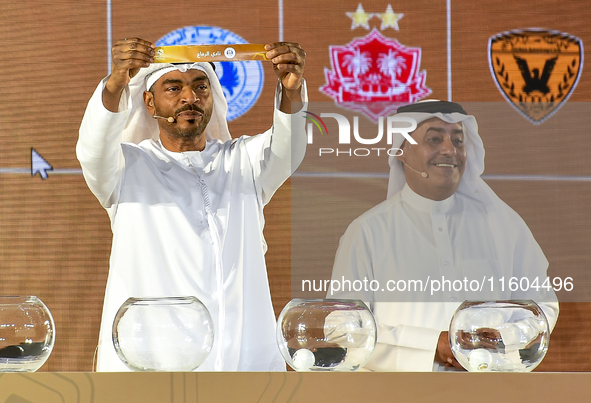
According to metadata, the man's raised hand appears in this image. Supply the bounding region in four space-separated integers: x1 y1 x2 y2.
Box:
265 42 306 112
103 38 155 112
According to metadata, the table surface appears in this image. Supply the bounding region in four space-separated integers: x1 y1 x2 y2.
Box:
0 371 589 402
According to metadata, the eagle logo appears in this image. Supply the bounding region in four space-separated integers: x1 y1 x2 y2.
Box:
514 55 557 95
488 29 583 124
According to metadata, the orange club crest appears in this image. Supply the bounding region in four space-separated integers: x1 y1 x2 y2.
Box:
488 29 583 124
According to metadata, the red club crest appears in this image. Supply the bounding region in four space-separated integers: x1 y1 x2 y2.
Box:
321 29 431 121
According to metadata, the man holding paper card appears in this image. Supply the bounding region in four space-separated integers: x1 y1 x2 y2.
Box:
77 37 307 371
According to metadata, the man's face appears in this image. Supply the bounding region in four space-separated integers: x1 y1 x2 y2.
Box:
397 118 467 201
144 69 214 140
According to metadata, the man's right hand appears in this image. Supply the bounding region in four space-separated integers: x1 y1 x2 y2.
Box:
435 331 464 369
103 38 155 112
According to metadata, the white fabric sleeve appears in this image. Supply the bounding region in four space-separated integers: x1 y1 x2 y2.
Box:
243 80 308 204
330 220 442 372
364 323 441 372
503 207 559 331
76 77 130 209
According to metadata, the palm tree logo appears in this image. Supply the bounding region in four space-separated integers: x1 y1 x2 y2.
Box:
377 50 407 88
343 48 372 85
320 29 431 121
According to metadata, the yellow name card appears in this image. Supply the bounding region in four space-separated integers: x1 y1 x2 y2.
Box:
154 44 270 63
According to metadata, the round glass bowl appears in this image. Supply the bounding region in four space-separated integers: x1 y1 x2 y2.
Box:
0 296 55 372
276 299 376 371
112 296 214 371
449 300 550 372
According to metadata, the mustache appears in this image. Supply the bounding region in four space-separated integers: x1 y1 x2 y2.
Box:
174 104 205 117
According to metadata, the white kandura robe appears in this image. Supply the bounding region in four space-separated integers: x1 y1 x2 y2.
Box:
77 77 307 371
330 108 558 372
331 184 558 371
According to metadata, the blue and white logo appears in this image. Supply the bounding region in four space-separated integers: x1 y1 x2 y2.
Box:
157 26 264 121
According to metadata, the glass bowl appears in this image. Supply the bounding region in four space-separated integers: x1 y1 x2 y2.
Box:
449 300 550 372
0 296 55 372
276 299 376 371
112 296 214 371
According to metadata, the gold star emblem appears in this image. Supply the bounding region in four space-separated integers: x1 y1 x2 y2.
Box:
378 5 403 31
347 3 373 30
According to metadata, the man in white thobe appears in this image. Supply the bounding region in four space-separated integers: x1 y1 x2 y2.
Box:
330 101 558 371
77 38 307 371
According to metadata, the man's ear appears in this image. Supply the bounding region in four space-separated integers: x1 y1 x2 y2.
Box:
396 141 408 163
144 91 155 115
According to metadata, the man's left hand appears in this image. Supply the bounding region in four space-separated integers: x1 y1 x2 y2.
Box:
266 42 305 111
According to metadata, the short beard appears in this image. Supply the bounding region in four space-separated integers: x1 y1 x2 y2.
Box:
156 105 213 140
167 118 209 139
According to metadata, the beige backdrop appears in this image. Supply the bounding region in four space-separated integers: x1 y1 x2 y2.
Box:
0 0 590 372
